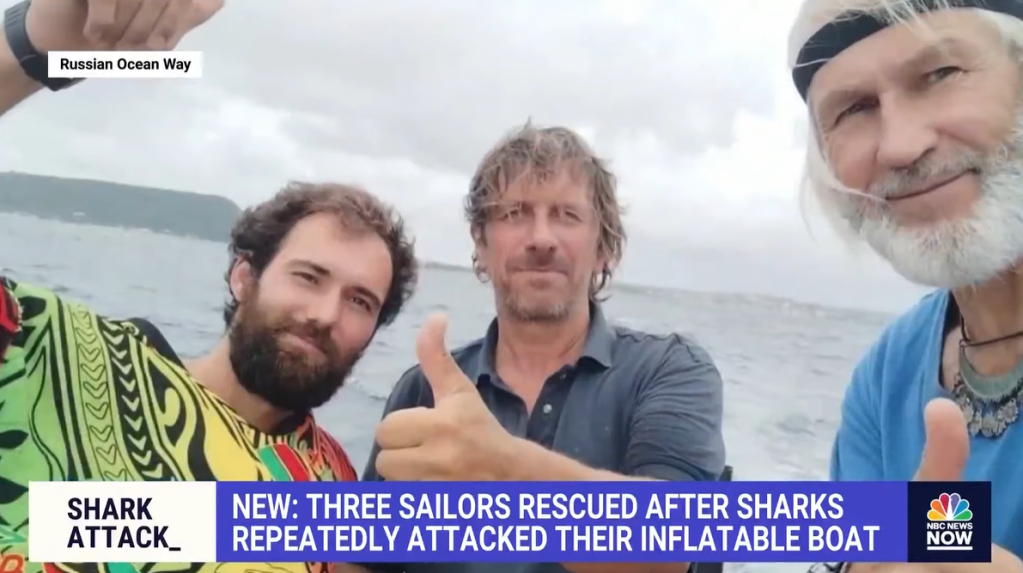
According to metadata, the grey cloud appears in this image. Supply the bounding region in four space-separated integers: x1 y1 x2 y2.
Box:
186 0 778 172
1 0 779 199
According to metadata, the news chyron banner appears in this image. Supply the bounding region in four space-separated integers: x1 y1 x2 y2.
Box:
26 481 991 564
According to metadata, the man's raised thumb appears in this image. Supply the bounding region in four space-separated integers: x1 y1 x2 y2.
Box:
416 313 473 400
914 398 970 482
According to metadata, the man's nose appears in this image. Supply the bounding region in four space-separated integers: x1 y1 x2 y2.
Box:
306 291 343 327
876 97 939 171
528 215 558 252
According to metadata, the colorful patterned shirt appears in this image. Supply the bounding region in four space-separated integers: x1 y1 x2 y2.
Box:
0 277 357 573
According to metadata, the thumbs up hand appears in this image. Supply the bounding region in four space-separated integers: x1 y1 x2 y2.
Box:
374 313 516 481
414 312 482 400
844 398 1021 573
913 398 969 482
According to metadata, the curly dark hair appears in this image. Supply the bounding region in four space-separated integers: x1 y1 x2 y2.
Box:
222 181 418 329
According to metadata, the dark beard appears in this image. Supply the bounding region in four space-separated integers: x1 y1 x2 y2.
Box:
228 298 363 414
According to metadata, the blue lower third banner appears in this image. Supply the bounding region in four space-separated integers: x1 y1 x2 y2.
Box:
25 480 991 564
219 481 903 563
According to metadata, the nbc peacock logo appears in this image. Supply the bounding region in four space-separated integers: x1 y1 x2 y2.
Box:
928 493 972 522
925 493 974 551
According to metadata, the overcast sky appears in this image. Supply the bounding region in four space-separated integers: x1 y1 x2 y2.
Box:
0 0 933 313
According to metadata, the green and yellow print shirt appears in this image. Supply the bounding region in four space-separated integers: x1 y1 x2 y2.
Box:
0 277 358 573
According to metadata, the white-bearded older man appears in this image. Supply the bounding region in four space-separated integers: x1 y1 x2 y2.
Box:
787 1 1023 572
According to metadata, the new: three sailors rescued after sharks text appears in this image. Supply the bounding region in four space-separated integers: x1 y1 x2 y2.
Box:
66 497 181 552
58 56 192 73
230 491 882 554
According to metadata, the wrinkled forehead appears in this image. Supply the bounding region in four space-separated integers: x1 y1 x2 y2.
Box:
789 0 1023 103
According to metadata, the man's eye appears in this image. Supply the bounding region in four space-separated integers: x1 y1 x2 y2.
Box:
351 297 372 311
926 66 963 83
833 100 875 126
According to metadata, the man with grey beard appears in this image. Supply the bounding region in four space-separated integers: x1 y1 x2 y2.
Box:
349 122 726 573
788 0 1023 572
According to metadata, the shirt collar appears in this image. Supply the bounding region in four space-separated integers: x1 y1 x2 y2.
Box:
474 301 614 384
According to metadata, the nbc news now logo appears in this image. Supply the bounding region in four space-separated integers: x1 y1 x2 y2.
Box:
926 492 973 551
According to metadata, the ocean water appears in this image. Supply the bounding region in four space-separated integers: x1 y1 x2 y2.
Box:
0 212 897 572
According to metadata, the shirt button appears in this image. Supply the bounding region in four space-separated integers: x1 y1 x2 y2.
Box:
542 403 553 414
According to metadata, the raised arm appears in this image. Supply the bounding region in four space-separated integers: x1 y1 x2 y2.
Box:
0 20 40 114
0 0 222 119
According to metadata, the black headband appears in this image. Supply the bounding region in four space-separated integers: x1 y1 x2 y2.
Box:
792 0 1023 102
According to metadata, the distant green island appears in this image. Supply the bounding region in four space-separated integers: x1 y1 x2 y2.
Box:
0 171 242 242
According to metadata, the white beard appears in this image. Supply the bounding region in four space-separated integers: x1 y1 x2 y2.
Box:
832 119 1023 289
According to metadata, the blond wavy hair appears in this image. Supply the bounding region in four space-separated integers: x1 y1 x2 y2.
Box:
464 121 626 300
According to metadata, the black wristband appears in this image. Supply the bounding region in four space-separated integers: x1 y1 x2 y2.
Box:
4 0 83 91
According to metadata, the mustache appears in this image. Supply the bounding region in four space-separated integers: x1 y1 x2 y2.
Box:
868 154 984 201
508 253 571 274
273 321 333 354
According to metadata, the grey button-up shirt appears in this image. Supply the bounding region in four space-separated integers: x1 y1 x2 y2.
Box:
359 303 726 573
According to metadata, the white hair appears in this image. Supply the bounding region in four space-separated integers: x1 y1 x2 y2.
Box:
790 1 1023 232
787 0 1023 288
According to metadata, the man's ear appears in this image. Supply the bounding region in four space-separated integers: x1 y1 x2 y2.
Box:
228 258 255 304
471 227 489 274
